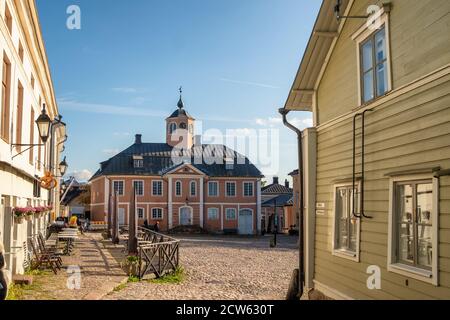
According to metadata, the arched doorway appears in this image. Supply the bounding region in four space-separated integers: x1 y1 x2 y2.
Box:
179 206 193 226
238 209 253 235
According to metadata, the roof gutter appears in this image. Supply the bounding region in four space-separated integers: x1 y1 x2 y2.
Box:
279 107 305 299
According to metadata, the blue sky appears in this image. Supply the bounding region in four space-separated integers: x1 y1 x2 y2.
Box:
36 0 320 183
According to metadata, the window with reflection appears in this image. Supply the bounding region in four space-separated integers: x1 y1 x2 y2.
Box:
360 26 389 104
334 185 360 257
394 181 433 270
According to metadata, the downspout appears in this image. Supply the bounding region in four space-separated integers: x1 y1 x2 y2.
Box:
279 108 304 299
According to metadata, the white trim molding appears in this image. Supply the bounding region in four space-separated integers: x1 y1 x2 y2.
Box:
331 181 361 263
387 174 439 286
313 280 354 301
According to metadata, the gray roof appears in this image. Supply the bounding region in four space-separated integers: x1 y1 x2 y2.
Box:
261 183 292 195
262 194 293 207
90 142 263 180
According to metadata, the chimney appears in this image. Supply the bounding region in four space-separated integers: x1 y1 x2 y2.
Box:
273 176 279 185
135 134 142 144
285 179 290 189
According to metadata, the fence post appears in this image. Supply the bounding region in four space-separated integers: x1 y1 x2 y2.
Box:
128 187 138 255
112 191 120 244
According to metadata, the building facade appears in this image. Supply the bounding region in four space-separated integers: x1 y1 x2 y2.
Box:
284 0 450 299
261 177 293 233
90 95 263 235
0 0 65 280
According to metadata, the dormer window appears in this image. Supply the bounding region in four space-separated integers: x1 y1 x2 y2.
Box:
133 155 144 168
179 123 187 129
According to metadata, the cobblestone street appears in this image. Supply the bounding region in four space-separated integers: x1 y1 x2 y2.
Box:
18 233 128 300
105 235 299 300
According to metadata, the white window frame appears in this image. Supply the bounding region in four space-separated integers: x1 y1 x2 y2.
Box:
132 180 144 196
190 180 197 197
152 180 163 197
225 182 236 197
207 207 219 221
225 208 237 221
352 11 392 107
208 181 219 197
134 159 144 168
388 174 439 286
332 182 361 263
151 207 164 220
112 180 125 196
137 207 145 219
175 180 182 197
243 181 254 197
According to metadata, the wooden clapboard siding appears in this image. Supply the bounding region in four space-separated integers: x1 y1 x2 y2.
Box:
312 0 450 300
317 0 450 125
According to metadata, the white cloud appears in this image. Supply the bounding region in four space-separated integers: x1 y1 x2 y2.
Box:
219 78 279 89
67 169 93 182
58 98 167 118
255 116 313 130
255 117 283 127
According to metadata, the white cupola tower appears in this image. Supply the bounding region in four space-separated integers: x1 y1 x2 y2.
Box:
166 87 195 149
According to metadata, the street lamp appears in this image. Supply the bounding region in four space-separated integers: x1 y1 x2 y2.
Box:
12 104 53 159
59 156 68 176
36 104 52 143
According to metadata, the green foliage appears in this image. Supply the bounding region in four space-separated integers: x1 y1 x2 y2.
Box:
126 255 139 264
128 275 140 283
149 267 185 284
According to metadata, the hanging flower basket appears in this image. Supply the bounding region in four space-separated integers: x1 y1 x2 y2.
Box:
14 215 25 224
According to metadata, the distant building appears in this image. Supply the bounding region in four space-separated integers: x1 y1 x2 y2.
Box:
90 92 263 235
261 177 293 233
60 179 90 219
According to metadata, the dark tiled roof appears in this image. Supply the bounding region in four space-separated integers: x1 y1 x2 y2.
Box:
91 143 263 180
261 183 293 194
262 194 293 207
168 108 194 119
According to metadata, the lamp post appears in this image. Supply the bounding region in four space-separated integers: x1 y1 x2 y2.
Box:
59 157 68 177
11 104 52 158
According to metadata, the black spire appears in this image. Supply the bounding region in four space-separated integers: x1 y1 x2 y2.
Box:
177 86 184 109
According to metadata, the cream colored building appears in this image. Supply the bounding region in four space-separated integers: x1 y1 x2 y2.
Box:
284 0 450 299
0 0 65 281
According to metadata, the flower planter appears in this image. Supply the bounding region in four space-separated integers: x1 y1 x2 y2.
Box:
14 216 25 224
25 214 33 222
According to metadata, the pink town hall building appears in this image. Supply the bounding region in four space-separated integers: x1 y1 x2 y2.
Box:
89 93 263 234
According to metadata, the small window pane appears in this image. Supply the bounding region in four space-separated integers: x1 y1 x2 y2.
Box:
396 184 414 223
208 208 219 220
418 225 433 269
362 40 373 72
417 183 433 223
375 28 386 63
398 223 414 264
363 71 374 102
335 188 348 250
376 61 388 97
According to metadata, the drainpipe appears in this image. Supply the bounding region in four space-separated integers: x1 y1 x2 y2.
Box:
279 108 304 299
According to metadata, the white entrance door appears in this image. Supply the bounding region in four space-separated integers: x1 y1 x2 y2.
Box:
238 209 253 235
118 208 126 226
180 207 192 226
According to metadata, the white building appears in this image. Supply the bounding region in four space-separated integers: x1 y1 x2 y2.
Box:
0 0 65 281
